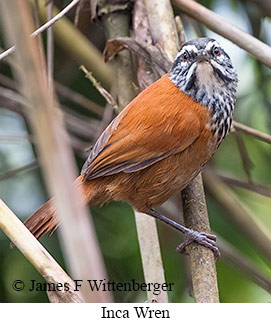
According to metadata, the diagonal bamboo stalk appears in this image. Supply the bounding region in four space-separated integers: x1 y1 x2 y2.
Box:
0 199 84 303
29 0 113 89
217 235 271 294
0 0 113 89
0 0 80 61
233 121 271 144
172 0 271 67
203 168 271 262
0 0 112 302
0 161 38 182
217 173 271 198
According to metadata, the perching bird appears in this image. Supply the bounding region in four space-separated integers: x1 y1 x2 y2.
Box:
24 38 237 258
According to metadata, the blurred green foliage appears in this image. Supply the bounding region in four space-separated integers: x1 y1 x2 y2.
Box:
0 0 270 303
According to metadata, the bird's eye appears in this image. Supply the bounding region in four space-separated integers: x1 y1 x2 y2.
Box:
182 51 189 62
212 46 221 56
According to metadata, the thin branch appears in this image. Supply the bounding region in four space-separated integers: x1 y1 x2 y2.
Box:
55 81 104 117
144 0 219 303
0 73 17 89
99 0 168 303
0 199 84 303
181 175 220 302
0 161 38 181
0 83 100 143
47 0 54 91
74 0 84 26
233 131 254 183
0 72 105 117
218 235 271 294
0 0 113 89
233 120 271 144
0 0 80 61
203 168 271 261
80 65 119 112
94 102 115 141
243 0 271 17
31 0 80 37
0 135 31 142
0 0 112 302
63 107 99 140
217 173 271 198
187 17 206 38
175 15 185 46
0 85 24 105
172 0 271 67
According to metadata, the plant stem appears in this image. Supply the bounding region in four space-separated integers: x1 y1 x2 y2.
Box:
100 0 168 302
172 0 271 67
144 0 219 302
181 175 219 302
0 199 84 302
0 0 112 302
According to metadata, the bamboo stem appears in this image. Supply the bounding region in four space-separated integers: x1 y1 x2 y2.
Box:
144 0 179 61
0 0 112 302
217 235 271 294
217 173 271 198
29 0 113 89
0 199 84 303
233 121 271 144
0 0 80 61
100 0 168 303
144 0 219 302
135 212 168 302
203 168 271 261
102 7 137 109
181 175 219 302
172 0 271 67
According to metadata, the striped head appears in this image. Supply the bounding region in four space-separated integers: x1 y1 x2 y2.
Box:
169 37 238 144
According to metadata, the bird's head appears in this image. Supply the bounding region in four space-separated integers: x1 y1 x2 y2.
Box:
169 37 237 108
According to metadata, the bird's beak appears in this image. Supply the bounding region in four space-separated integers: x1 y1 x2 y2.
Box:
195 50 210 62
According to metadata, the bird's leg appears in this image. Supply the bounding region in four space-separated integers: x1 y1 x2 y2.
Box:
146 209 220 259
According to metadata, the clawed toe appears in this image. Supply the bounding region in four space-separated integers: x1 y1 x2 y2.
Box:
176 243 188 255
200 232 217 241
145 209 220 259
176 229 220 260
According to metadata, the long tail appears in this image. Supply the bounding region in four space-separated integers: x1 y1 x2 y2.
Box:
24 175 84 240
23 175 105 240
24 198 58 240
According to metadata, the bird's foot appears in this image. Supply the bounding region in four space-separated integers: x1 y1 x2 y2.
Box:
176 229 220 260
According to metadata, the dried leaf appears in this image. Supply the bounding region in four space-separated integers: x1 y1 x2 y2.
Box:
104 38 171 75
103 40 126 62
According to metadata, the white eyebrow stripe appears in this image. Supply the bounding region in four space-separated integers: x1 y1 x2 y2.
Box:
177 44 198 57
206 40 220 51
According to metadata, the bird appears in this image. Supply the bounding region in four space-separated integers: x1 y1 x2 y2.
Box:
24 37 237 258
